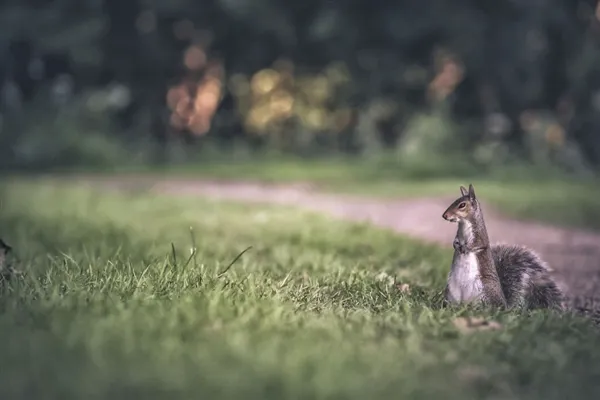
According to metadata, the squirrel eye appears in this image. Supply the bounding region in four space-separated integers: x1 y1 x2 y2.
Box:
458 202 466 209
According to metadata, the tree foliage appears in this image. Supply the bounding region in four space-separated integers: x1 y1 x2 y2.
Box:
1 0 600 171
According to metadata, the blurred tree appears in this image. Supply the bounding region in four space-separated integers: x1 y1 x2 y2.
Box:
0 0 599 171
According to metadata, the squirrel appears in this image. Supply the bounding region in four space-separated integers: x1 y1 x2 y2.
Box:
441 184 563 310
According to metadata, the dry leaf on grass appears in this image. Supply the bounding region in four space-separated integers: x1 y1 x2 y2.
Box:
396 283 411 293
453 316 502 333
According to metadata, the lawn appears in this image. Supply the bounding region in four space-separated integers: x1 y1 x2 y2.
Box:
172 158 600 231
42 157 600 231
0 180 599 399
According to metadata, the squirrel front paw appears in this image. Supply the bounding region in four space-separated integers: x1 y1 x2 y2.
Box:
453 238 467 254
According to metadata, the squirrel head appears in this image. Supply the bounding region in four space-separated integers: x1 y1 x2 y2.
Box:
442 184 480 223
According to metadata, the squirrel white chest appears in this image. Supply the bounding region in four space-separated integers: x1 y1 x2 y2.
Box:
447 252 483 303
446 221 484 303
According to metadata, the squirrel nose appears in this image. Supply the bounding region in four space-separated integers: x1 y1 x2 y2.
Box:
442 212 448 220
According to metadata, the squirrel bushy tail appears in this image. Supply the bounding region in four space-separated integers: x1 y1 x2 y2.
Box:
491 243 564 310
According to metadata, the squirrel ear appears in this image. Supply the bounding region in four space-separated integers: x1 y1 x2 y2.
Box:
468 184 476 199
459 186 468 197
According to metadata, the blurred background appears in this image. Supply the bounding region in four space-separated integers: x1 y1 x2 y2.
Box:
1 0 600 178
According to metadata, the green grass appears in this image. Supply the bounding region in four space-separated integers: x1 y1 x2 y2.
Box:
41 156 600 231
0 180 599 399
171 158 600 231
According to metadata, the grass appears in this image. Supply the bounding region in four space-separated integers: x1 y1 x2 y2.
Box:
171 158 600 231
0 179 599 399
40 156 600 231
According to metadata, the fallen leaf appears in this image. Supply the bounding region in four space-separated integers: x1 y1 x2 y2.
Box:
396 283 411 293
453 316 502 333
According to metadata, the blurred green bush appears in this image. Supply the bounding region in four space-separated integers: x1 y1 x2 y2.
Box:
1 0 599 178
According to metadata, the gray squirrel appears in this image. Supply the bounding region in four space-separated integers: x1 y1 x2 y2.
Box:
441 184 564 310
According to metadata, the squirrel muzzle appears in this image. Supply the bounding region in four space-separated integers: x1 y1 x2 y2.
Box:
442 211 456 222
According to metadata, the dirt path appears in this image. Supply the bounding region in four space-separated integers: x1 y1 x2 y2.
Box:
84 176 600 319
